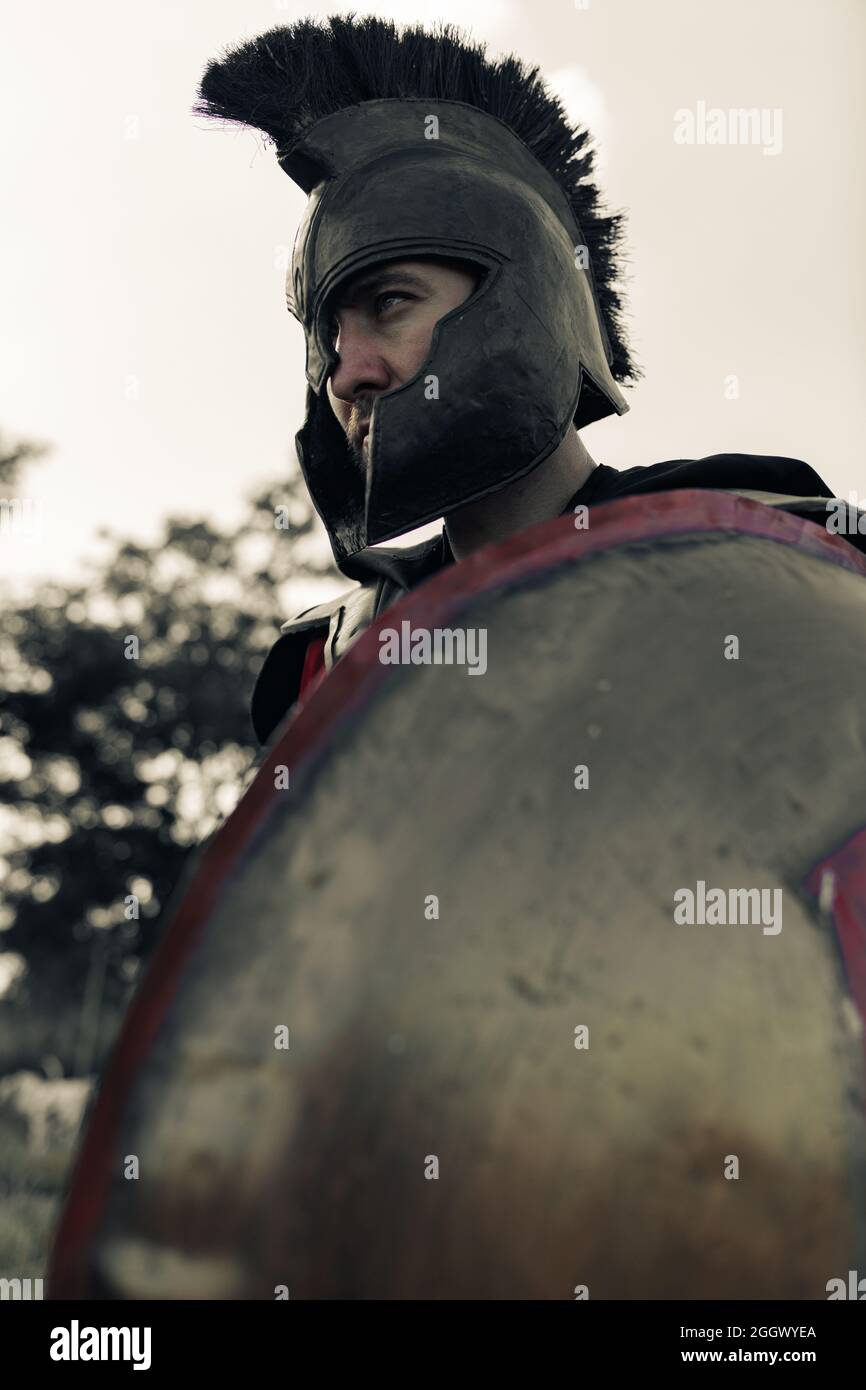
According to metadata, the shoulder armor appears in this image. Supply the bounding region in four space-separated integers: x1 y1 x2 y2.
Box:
251 578 381 745
281 581 380 671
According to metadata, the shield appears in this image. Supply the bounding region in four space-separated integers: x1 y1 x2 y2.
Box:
49 489 866 1299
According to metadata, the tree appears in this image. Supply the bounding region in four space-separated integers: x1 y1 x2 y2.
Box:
0 460 341 1074
0 433 47 491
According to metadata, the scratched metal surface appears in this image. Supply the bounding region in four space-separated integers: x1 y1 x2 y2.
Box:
84 530 866 1298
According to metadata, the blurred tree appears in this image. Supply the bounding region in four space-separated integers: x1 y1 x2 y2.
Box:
0 432 47 489
0 458 343 1074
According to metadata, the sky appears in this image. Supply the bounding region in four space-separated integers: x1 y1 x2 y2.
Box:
1 0 864 589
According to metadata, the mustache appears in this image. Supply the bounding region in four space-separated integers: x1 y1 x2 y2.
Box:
347 398 375 449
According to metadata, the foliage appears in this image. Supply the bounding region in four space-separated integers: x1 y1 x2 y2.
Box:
0 457 340 1073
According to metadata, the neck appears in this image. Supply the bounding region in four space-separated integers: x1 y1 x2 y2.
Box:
444 428 598 561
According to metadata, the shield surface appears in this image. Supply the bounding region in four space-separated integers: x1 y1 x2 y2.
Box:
49 490 866 1299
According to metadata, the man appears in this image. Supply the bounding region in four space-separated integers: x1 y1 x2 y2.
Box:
195 16 855 746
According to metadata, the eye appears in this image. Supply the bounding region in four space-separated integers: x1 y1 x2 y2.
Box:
374 290 411 315
327 288 415 348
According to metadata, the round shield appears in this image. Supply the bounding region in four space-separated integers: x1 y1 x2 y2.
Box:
49 489 866 1299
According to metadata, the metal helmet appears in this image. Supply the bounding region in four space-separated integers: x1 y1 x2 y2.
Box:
196 17 637 565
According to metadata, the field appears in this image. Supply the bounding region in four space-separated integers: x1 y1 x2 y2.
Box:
0 1075 92 1284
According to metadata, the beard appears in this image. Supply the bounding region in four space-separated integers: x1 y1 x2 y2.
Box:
343 396 374 479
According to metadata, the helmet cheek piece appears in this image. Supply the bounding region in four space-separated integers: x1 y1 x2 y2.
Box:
296 383 367 559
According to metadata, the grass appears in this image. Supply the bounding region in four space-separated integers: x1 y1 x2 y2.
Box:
0 1103 84 1283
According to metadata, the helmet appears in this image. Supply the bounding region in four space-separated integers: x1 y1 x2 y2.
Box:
196 17 637 565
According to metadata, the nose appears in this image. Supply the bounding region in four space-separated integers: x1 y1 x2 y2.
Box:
328 315 391 403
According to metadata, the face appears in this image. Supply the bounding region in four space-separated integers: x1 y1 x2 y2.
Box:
325 257 480 468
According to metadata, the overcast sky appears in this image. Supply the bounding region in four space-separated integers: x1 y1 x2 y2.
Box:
2 0 863 586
